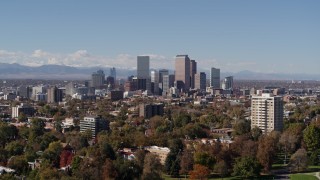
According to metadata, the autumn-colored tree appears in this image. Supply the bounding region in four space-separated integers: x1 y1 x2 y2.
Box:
189 164 210 180
279 130 299 164
256 132 279 172
59 150 73 168
142 153 163 180
289 148 308 172
179 149 194 177
102 158 118 180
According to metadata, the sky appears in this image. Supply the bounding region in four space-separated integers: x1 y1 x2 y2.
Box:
0 0 319 74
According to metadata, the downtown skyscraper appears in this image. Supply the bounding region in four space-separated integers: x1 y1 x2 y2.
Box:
210 67 220 88
137 56 150 79
175 55 191 92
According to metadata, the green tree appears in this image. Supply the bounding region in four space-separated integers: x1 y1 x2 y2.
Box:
233 119 251 136
251 126 262 141
0 123 18 147
29 118 45 141
303 124 320 151
100 143 116 160
232 156 262 178
174 113 191 128
7 155 29 175
5 140 25 157
42 141 63 168
214 160 229 178
165 139 183 177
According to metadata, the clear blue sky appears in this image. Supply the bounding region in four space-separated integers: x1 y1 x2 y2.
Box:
0 0 319 74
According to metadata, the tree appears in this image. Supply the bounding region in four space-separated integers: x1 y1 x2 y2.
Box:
251 126 262 141
29 118 45 141
18 112 27 122
179 149 194 177
7 155 29 175
256 132 279 172
165 139 183 177
60 150 73 168
194 152 215 169
71 156 82 172
174 113 191 128
189 164 210 180
214 160 229 178
303 124 320 151
114 158 141 180
102 158 118 179
279 130 299 164
5 140 25 157
142 153 163 180
100 143 116 160
233 119 251 136
289 148 308 172
42 141 63 168
0 123 18 147
232 156 261 178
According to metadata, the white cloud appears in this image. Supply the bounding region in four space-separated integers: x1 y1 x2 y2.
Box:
0 49 258 73
32 49 49 58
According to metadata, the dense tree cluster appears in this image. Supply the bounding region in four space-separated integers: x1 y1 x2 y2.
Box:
0 96 319 179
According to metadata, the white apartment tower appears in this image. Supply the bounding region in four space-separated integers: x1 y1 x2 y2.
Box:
251 93 283 134
210 67 220 88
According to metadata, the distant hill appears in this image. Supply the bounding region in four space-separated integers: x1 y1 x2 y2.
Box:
0 63 319 80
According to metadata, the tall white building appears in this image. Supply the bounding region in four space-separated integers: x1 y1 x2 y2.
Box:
251 93 284 134
210 67 220 88
137 56 150 79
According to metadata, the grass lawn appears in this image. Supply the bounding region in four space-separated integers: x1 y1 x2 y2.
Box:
290 174 318 180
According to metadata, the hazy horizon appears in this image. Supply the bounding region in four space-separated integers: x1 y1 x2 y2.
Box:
0 1 319 74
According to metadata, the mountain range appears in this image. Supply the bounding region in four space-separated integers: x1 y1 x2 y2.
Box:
0 63 319 81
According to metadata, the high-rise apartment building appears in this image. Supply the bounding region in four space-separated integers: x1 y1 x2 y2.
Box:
80 116 109 139
210 67 220 88
195 72 206 91
251 93 283 134
190 60 197 89
137 56 150 79
175 55 190 92
12 103 35 118
91 70 105 88
139 103 164 119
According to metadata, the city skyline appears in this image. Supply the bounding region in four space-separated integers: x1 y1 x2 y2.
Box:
0 1 319 74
